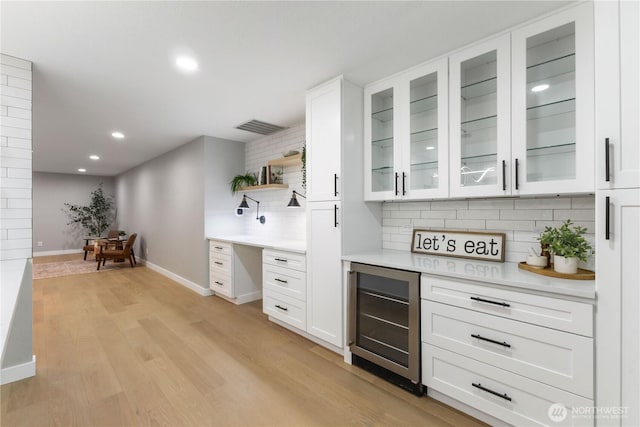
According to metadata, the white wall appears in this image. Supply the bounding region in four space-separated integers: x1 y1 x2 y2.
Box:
383 195 595 268
240 123 306 241
32 173 116 253
1 54 32 261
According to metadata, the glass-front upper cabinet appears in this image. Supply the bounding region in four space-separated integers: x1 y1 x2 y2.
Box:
365 59 448 201
511 3 594 195
449 35 511 198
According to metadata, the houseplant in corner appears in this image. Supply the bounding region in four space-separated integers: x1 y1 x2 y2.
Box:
538 220 592 274
63 183 115 237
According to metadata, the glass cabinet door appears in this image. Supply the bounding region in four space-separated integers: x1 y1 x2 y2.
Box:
449 35 511 198
371 88 395 192
511 4 593 194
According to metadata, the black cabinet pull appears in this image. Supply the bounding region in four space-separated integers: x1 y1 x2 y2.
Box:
334 204 339 228
214 246 223 250
470 296 510 308
274 278 288 284
334 173 339 197
471 334 511 348
275 304 288 312
274 258 288 263
394 172 399 196
605 196 611 240
502 160 506 191
214 281 223 286
605 138 611 182
214 261 223 265
514 158 520 190
472 383 512 402
402 172 407 196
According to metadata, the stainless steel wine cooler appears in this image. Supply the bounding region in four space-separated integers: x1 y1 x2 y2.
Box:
348 263 422 395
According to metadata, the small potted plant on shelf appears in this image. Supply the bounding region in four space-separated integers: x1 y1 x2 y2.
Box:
538 220 592 274
230 172 258 194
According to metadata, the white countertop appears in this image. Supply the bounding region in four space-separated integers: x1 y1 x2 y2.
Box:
343 249 595 300
1 259 30 356
207 235 306 254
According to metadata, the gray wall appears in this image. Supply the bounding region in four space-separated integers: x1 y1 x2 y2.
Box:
32 172 116 253
116 136 243 289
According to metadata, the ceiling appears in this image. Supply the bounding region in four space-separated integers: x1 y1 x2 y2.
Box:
1 1 569 176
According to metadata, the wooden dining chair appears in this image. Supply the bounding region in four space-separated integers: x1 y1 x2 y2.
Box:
96 233 137 270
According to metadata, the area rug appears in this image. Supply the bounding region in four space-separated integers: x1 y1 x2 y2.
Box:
33 259 131 280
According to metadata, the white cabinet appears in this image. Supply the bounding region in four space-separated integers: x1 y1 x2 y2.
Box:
422 276 594 426
364 59 449 201
449 34 512 198
305 76 382 350
262 249 307 331
449 3 593 198
511 3 594 195
208 240 262 304
595 189 640 426
596 0 640 190
307 201 343 347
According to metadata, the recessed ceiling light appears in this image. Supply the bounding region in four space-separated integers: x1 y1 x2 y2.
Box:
176 56 198 72
89 155 100 160
78 168 87 173
112 131 125 139
531 84 550 92
425 146 436 151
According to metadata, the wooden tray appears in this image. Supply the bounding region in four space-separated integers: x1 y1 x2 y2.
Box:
518 262 595 280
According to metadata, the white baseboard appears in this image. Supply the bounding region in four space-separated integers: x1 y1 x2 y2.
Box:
427 388 509 427
142 259 212 296
1 355 36 385
268 316 343 355
33 249 83 257
235 291 262 305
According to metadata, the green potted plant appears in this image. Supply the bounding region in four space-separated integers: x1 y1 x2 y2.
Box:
538 220 592 274
63 183 115 237
230 172 258 194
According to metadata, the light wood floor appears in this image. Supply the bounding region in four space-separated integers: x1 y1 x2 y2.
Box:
2 255 486 426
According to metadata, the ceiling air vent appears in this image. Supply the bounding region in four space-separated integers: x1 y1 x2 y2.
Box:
235 119 287 136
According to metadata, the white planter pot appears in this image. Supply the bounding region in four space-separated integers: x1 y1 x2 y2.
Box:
553 255 579 274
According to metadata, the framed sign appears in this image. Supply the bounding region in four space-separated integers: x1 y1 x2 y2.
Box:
411 229 506 262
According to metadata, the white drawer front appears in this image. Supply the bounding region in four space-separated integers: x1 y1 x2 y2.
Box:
263 264 306 301
263 249 306 272
209 240 232 256
210 253 231 275
422 301 593 398
424 345 593 427
422 276 593 337
210 272 233 298
263 290 306 331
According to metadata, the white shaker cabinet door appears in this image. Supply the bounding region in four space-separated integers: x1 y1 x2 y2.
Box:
306 201 343 348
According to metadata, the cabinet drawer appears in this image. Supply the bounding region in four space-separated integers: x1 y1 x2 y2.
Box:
210 272 233 298
263 290 306 331
210 253 231 275
263 264 306 301
422 276 593 337
423 345 593 427
263 249 306 272
209 240 232 256
422 301 593 398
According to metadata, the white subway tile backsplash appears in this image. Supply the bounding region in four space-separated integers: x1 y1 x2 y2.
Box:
7 168 31 179
468 199 515 210
0 198 6 209
553 209 596 221
0 248 32 261
0 95 31 110
7 229 31 239
0 75 7 86
7 137 31 149
390 210 421 219
412 219 445 229
421 210 456 219
500 209 553 220
1 106 6 116
486 220 536 231
431 200 469 210
571 197 596 209
514 197 571 210
0 208 32 219
0 188 31 198
0 64 32 80
457 209 500 220
385 218 412 227
444 219 486 230
0 146 31 159
0 55 32 70
0 218 31 230
7 77 31 90
0 238 32 250
0 85 31 100
0 125 30 139
0 178 31 189
0 156 30 169
0 136 7 146
7 107 30 120
7 198 30 209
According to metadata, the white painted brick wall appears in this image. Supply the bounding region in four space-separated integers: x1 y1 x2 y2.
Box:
0 54 32 261
382 195 596 269
241 123 306 241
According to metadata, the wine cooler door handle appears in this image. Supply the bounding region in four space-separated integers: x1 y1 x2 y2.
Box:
605 196 611 240
502 160 506 191
347 270 357 347
605 138 611 182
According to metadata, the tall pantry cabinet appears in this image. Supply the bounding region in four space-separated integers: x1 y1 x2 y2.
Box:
595 1 640 426
305 76 382 349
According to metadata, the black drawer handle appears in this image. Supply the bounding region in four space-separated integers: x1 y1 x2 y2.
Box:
214 261 223 265
334 173 339 197
214 246 223 250
274 258 288 263
470 296 510 308
605 137 611 182
471 334 511 348
275 304 288 312
214 281 223 286
605 196 611 240
274 278 288 284
472 383 512 402
334 204 339 228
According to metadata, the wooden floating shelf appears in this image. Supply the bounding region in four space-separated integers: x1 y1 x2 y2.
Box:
240 184 289 191
518 262 595 280
267 153 302 167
